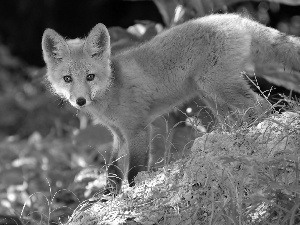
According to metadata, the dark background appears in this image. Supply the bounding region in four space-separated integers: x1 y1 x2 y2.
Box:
1 0 300 67
0 0 163 67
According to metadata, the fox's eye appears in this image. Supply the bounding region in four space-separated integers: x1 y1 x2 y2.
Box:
86 74 95 81
63 75 72 83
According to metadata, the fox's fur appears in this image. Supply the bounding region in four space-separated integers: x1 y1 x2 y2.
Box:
42 14 300 192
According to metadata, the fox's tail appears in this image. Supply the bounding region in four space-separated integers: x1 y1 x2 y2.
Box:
246 18 300 74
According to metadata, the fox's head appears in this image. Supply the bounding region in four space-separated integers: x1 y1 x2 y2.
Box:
42 24 111 108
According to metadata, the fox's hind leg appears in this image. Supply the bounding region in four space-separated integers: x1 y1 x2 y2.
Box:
193 30 270 125
195 70 269 126
204 74 269 126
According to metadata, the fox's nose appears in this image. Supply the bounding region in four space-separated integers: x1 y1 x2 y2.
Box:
76 97 86 106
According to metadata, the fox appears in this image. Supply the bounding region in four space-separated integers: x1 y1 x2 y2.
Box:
42 13 300 193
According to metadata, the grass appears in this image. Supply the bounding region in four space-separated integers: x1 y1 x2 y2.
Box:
65 97 300 225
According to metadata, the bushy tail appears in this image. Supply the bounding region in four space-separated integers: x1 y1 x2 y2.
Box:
246 18 300 74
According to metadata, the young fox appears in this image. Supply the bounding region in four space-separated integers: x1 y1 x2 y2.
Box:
42 14 300 192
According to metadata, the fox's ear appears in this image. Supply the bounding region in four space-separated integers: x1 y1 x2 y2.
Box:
42 29 70 67
84 23 110 59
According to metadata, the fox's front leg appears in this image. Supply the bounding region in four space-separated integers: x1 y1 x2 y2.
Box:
126 127 151 187
107 126 150 192
107 132 127 193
